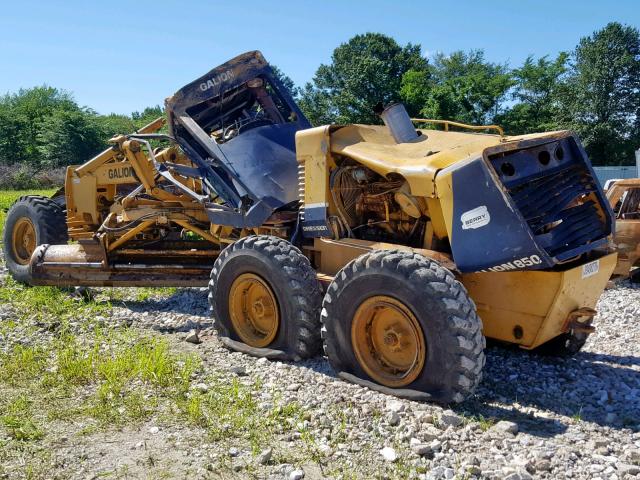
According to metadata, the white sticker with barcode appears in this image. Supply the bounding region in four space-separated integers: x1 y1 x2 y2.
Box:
581 260 600 279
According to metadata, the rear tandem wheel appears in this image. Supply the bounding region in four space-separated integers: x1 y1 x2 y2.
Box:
208 235 322 361
321 250 486 404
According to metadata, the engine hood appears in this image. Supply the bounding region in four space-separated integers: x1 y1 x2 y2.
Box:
329 124 568 197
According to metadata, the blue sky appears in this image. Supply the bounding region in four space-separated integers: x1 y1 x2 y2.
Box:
1 0 638 115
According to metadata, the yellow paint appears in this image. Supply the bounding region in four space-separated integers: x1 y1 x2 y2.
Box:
228 272 280 348
329 125 497 197
295 126 335 210
58 98 612 355
328 124 565 198
107 220 155 252
69 173 98 224
94 161 139 185
462 253 617 349
411 118 504 136
432 170 455 240
351 295 426 387
311 237 455 276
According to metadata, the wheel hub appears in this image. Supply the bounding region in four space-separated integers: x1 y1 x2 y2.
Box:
383 332 399 347
252 298 266 318
11 218 37 265
228 273 279 347
351 296 426 388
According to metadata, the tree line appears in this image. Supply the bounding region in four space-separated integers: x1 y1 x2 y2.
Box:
0 21 638 183
297 22 640 166
0 87 162 169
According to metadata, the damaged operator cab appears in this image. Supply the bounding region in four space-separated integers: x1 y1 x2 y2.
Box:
165 51 310 229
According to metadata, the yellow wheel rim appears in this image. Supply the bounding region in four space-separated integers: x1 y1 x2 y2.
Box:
11 218 37 265
229 273 279 348
351 296 426 388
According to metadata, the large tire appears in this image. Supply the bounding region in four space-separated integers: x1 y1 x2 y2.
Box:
321 250 485 404
2 195 68 283
208 235 322 361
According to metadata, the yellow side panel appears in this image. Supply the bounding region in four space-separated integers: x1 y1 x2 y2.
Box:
462 253 617 348
94 161 138 185
70 174 98 224
433 168 455 241
295 126 335 209
313 237 455 276
329 125 504 197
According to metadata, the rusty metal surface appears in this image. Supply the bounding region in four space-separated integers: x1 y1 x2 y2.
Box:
606 179 640 277
561 307 597 334
29 244 213 287
310 237 456 276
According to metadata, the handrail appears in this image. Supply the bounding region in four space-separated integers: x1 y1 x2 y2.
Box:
411 118 504 137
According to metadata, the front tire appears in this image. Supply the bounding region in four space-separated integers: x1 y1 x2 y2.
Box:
208 235 322 360
3 195 68 283
321 250 485 404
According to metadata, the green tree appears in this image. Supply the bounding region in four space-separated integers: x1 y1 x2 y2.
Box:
36 109 104 168
399 68 433 117
0 104 26 165
299 33 429 125
271 65 300 100
94 113 137 141
0 87 170 175
406 50 513 125
0 86 78 165
298 83 337 125
131 106 165 129
559 22 640 165
498 53 568 134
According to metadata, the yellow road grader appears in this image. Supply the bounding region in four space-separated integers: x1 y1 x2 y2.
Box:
3 51 617 403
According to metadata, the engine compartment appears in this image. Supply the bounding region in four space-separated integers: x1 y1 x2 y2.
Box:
329 162 427 248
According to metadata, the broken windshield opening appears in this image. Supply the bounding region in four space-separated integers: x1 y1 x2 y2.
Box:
185 75 297 144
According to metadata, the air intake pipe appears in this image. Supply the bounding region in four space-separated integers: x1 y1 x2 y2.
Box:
376 102 419 143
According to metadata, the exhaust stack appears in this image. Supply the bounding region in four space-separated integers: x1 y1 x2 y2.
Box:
378 103 419 143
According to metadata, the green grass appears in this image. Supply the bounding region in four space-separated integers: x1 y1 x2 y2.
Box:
177 377 305 450
0 275 323 476
571 407 583 423
462 413 496 431
133 287 178 302
0 276 111 321
0 189 57 237
0 327 201 426
1 395 44 442
0 188 401 477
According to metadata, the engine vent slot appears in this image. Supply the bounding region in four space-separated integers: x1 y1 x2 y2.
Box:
297 161 306 221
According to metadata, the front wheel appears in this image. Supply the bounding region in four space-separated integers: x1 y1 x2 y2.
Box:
321 250 485 403
3 195 68 283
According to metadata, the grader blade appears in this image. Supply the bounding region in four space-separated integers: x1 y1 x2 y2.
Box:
29 244 212 287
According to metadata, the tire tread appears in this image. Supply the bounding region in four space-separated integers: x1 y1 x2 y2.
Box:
208 235 322 359
321 250 485 403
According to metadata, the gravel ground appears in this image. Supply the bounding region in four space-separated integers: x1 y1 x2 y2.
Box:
1 252 639 479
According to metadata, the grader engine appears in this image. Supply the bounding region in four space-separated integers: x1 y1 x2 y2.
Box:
3 51 617 404
329 166 422 244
